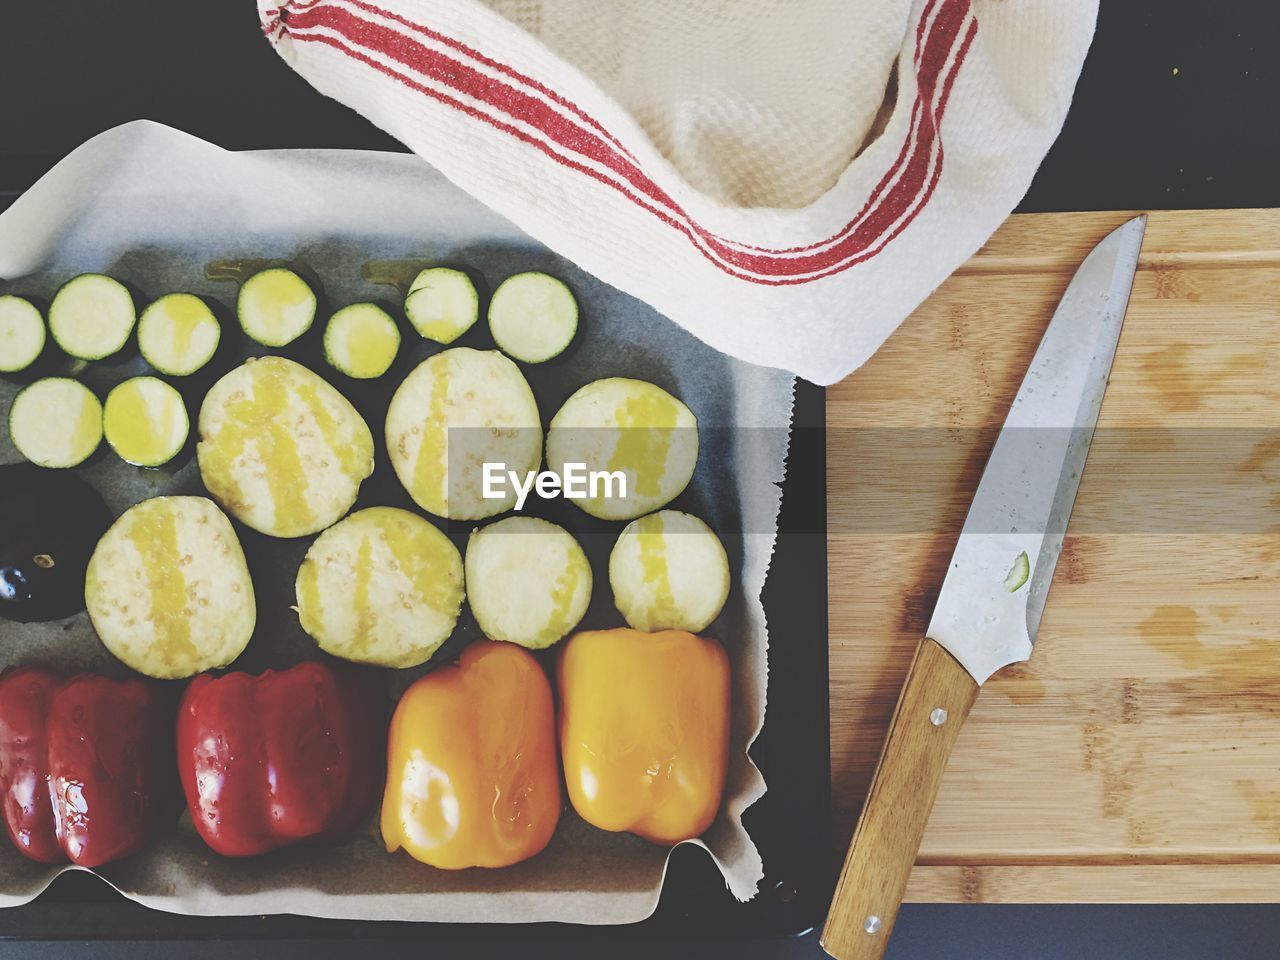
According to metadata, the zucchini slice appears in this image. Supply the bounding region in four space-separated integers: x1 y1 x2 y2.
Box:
295 506 464 668
546 377 698 520
137 293 221 376
323 302 400 379
85 496 256 679
465 515 591 649
197 356 374 538
403 267 478 344
236 268 316 347
488 272 578 364
9 378 103 468
609 510 729 633
0 295 46 373
103 376 189 467
385 348 542 520
47 274 136 361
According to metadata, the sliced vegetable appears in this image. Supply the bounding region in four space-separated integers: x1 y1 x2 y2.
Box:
295 506 464 668
323 302 400 379
85 496 256 679
488 272 578 363
47 274 136 360
236 267 316 347
0 464 113 623
1005 550 1030 592
546 377 698 520
382 640 561 869
465 516 591 649
558 628 729 844
177 662 382 858
609 510 729 633
403 267 478 344
385 348 542 520
103 376 189 467
0 667 170 867
8 377 103 468
197 356 374 538
0 295 46 374
137 292 221 376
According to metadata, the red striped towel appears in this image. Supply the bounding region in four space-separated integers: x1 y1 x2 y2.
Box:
261 0 1097 384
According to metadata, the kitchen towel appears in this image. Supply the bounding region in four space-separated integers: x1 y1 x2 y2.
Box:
259 0 1097 384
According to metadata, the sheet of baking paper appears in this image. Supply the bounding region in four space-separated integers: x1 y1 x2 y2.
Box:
0 121 794 923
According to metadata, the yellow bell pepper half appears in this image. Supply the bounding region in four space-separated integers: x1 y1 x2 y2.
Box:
381 640 561 869
557 628 730 845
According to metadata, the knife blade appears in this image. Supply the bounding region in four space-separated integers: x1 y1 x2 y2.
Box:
821 215 1147 960
927 214 1148 684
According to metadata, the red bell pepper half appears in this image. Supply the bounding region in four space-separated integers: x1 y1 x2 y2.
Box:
0 667 169 867
177 661 382 858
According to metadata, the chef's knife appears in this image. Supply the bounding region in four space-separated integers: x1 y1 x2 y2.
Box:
820 216 1147 960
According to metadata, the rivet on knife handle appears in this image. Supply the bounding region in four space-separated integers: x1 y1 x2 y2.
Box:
819 638 979 960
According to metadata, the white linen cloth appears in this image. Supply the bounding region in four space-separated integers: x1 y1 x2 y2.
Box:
260 0 1097 384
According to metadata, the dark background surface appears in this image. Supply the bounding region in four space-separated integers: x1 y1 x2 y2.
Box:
3 1 1280 958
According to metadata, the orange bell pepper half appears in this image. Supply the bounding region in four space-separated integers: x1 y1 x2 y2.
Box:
381 640 561 869
557 628 730 845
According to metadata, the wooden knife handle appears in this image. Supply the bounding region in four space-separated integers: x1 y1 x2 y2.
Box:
820 638 981 960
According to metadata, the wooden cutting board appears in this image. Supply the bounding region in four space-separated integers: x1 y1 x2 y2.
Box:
827 209 1280 903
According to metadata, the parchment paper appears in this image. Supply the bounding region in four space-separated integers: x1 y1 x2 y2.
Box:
0 121 795 923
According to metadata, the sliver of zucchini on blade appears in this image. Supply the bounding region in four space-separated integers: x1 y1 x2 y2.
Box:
48 274 136 360
85 496 256 679
197 356 375 538
465 516 592 649
323 302 400 379
385 347 542 520
403 268 478 345
295 506 464 668
0 295 46 374
237 267 316 347
609 510 729 633
137 293 221 376
9 377 103 468
104 376 189 467
546 377 698 521
487 272 578 364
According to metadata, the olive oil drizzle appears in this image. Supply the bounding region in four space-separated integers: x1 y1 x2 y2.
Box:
635 513 678 628
128 505 198 669
412 358 453 511
163 294 212 364
374 509 460 618
604 390 681 508
540 544 584 646
350 536 376 653
201 360 316 534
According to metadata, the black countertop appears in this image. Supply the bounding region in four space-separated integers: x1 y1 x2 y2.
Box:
3 2 1279 958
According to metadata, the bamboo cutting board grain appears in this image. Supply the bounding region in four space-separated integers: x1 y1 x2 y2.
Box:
827 209 1280 903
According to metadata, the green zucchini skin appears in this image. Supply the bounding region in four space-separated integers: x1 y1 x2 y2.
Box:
487 272 579 364
47 274 137 361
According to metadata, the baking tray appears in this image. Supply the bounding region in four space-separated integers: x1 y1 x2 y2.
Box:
0 207 830 941
0 387 827 940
